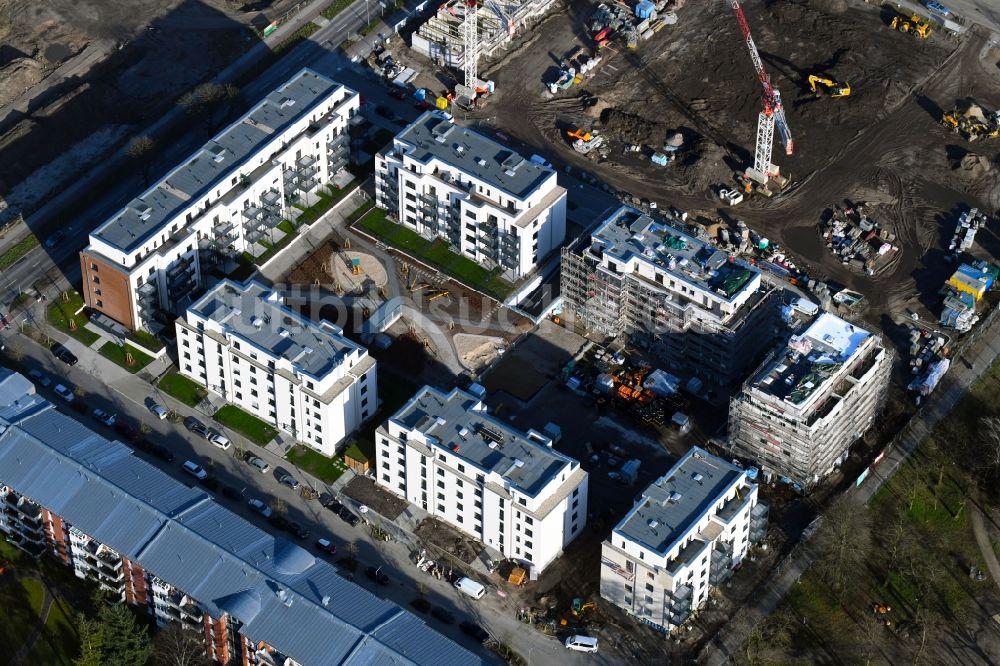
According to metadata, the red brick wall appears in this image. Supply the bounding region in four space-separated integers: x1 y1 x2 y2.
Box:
43 510 71 564
79 250 137 330
122 557 149 610
204 614 231 665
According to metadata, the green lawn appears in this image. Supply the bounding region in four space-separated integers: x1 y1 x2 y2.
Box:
0 561 80 666
126 329 164 352
46 291 100 345
273 22 319 55
158 372 208 407
354 209 513 299
344 442 369 464
287 445 348 484
98 341 154 373
214 405 278 445
0 234 39 270
27 587 77 665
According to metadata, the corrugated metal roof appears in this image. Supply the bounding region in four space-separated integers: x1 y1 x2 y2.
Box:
0 370 485 666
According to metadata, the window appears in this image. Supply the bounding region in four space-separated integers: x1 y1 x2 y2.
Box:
92 276 101 284
518 498 526 506
572 499 579 509
436 492 445 501
625 584 633 594
573 488 580 497
437 480 444 489
524 540 532 549
458 463 465 473
645 583 654 592
456 503 464 512
524 516 533 525
525 528 532 538
572 512 578 522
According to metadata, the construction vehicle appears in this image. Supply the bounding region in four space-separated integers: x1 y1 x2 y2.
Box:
567 127 604 154
566 127 592 142
890 14 932 38
942 100 1000 141
729 0 794 189
571 598 596 617
807 74 851 98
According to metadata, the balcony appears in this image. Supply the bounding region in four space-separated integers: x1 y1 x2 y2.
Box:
667 585 693 625
328 155 348 173
295 155 317 170
261 189 282 207
328 133 349 152
243 206 264 221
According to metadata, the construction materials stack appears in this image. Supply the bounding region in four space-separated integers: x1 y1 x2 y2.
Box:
949 207 989 255
820 204 897 275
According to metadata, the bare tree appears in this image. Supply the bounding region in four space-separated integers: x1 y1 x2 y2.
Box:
152 622 210 666
812 495 873 593
271 498 288 516
178 83 240 132
855 611 886 666
126 135 156 186
731 607 795 666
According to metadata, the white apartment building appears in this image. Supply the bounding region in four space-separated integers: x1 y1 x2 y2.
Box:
375 386 587 573
600 447 768 634
80 68 359 331
374 111 567 280
727 311 892 488
561 206 778 390
176 279 377 456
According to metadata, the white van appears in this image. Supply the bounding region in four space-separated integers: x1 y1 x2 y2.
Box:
453 577 486 600
564 635 599 653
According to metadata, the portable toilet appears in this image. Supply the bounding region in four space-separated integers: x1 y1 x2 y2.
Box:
635 0 655 19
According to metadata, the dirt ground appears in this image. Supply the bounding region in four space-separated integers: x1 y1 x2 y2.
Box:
480 318 589 401
0 0 268 220
414 517 484 565
473 0 1000 329
342 475 409 520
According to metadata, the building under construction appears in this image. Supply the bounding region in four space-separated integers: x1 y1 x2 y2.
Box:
560 206 778 393
411 0 557 70
727 311 892 489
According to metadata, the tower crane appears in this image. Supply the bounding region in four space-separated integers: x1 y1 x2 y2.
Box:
729 0 794 187
463 0 480 89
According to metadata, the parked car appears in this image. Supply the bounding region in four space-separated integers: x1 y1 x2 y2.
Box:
278 473 300 490
50 343 78 366
338 506 360 526
269 515 291 530
149 402 168 420
246 455 270 474
91 408 117 427
564 635 599 653
374 104 396 119
200 477 220 491
151 445 175 462
27 369 51 387
286 520 309 540
247 498 272 518
431 607 455 624
410 598 431 613
322 498 344 514
53 384 74 402
365 567 389 585
183 416 209 438
182 460 208 481
114 420 141 442
459 621 490 644
134 439 154 453
44 231 66 248
208 430 231 450
315 538 337 555
221 485 245 501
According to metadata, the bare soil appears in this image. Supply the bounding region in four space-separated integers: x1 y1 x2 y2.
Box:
414 517 484 565
342 475 409 520
475 0 1000 327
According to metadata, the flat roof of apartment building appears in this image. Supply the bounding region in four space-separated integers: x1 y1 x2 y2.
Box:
188 279 365 380
590 206 758 302
93 69 348 255
614 447 744 556
750 311 873 405
391 385 577 497
0 369 483 666
392 111 552 200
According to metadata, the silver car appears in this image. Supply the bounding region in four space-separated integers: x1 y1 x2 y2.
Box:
247 455 269 474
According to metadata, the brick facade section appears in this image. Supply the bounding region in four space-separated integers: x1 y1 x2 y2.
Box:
43 509 71 564
122 557 149 609
79 250 137 330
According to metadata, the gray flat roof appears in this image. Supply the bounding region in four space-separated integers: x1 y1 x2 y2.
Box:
393 111 552 200
189 280 364 380
615 447 744 556
0 369 483 666
391 386 575 497
592 206 758 301
93 69 347 254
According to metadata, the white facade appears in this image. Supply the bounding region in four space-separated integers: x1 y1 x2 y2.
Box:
81 68 359 330
176 280 377 457
728 311 892 488
375 386 587 573
600 448 767 633
375 112 566 280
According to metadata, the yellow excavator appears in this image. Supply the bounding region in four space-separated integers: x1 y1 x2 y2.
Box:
890 14 932 39
807 74 851 98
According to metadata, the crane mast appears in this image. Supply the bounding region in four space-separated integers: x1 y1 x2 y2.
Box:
730 0 793 185
463 0 480 89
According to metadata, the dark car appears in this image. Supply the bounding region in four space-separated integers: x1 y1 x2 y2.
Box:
135 438 154 453
410 598 431 613
459 621 490 643
374 104 396 120
278 473 300 490
50 342 78 366
324 498 345 514
339 507 360 526
200 477 220 491
315 538 337 555
114 420 141 442
221 485 245 501
286 520 310 540
269 515 291 531
151 445 175 462
431 607 455 624
183 416 210 438
365 566 389 585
